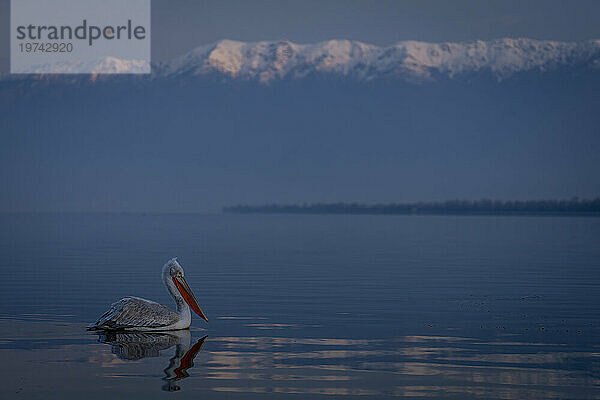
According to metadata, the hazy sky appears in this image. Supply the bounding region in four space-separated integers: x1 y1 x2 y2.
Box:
1 0 600 72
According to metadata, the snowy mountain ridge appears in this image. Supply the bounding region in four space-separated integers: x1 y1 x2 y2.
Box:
155 38 600 82
3 38 600 82
16 57 150 75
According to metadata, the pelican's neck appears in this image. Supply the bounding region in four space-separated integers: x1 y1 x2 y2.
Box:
163 270 191 317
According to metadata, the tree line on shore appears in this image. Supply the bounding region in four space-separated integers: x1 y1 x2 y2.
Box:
224 198 600 215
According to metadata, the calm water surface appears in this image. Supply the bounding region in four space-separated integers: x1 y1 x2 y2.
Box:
0 214 599 399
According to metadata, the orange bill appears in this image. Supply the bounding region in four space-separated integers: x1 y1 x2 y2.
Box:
173 276 208 322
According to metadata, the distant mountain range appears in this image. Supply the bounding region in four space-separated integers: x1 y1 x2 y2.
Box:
1 38 599 212
3 38 600 82
13 57 150 75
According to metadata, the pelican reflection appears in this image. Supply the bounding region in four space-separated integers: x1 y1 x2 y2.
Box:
95 329 207 391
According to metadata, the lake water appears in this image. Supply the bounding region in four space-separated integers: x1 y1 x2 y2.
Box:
0 213 598 399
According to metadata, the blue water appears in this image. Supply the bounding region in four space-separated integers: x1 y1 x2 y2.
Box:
0 213 599 399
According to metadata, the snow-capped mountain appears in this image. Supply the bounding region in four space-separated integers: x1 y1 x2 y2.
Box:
13 57 150 75
2 38 599 212
3 38 600 83
153 38 600 82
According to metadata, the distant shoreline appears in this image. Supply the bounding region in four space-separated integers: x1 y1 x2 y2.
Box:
224 199 600 216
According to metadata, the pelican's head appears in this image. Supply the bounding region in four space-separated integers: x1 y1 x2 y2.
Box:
164 257 185 278
163 258 209 322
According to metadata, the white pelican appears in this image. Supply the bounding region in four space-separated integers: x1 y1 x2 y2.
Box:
88 258 208 331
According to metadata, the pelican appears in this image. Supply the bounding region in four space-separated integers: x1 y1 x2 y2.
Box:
88 258 208 331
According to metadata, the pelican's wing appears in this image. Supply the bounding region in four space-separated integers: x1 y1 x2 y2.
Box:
87 297 180 331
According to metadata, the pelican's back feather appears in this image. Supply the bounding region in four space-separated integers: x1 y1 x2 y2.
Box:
87 297 180 331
